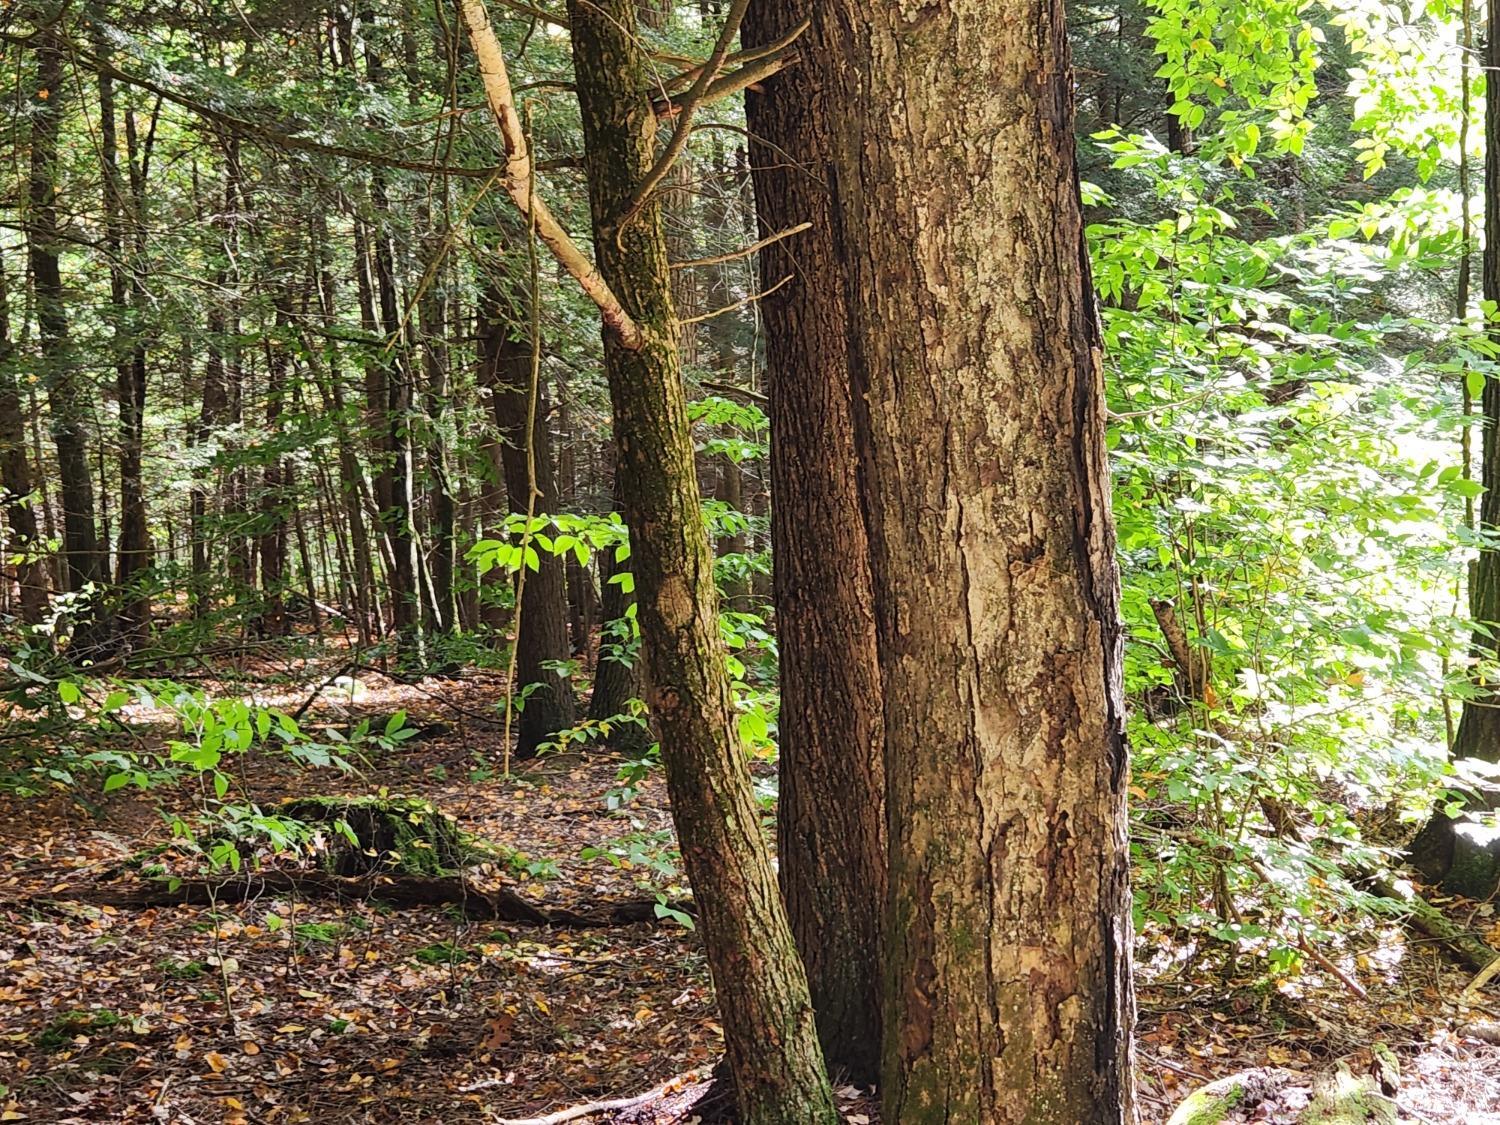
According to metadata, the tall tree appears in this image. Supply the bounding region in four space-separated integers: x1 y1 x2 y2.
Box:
478 281 578 757
29 22 105 622
808 2 1137 1119
1411 0 1500 898
742 0 887 1086
459 1 838 1119
0 246 48 624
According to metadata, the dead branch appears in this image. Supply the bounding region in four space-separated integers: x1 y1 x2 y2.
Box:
495 1078 681 1125
459 0 644 350
613 0 752 239
678 274 793 326
671 221 810 270
657 50 796 119
660 19 807 95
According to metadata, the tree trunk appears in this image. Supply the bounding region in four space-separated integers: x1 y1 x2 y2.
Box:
98 36 154 644
257 296 293 636
0 246 48 624
587 477 650 754
478 288 578 757
1412 0 1500 899
370 175 424 657
813 3 1137 1119
29 26 105 627
742 0 887 1085
540 0 839 1118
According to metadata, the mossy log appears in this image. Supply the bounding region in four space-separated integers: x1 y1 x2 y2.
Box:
1166 1063 1398 1125
1368 874 1498 971
1165 1067 1298 1125
47 871 685 927
1303 1064 1397 1124
275 795 485 876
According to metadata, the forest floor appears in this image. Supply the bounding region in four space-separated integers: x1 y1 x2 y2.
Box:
4 654 1500 1123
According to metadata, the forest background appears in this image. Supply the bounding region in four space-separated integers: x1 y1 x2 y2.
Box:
3 0 1500 1121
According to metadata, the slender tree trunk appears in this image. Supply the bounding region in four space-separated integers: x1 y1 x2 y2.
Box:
0 246 48 623
257 296 292 636
557 396 598 656
98 33 154 643
478 288 578 756
742 0 886 1084
587 471 649 753
1412 0 1500 898
371 177 424 655
813 3 1137 1119
554 1 838 1118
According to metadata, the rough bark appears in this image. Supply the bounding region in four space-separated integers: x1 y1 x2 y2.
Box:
1412 0 1500 899
552 0 838 1118
815 2 1137 1119
742 0 887 1085
478 290 578 757
0 246 48 623
29 26 104 611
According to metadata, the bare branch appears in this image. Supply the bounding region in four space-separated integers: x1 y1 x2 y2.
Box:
700 379 768 405
612 0 752 240
677 274 793 326
459 0 644 351
656 50 797 118
671 221 811 270
659 18 808 95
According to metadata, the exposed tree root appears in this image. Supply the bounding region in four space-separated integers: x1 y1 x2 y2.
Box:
32 871 688 928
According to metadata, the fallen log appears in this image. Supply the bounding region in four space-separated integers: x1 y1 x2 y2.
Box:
32 871 686 928
1367 875 1498 972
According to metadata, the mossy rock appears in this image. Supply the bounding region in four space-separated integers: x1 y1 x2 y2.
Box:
276 795 488 877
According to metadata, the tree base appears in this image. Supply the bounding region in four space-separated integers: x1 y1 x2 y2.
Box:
1407 812 1500 901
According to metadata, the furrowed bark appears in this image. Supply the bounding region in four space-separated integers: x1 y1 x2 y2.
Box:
459 1 838 1118
743 0 886 1085
813 1 1138 1118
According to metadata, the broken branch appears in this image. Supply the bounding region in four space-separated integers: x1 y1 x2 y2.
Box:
459 0 644 350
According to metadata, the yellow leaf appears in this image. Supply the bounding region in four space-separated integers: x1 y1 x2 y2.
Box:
241 1041 260 1055
533 995 549 1014
205 1051 228 1073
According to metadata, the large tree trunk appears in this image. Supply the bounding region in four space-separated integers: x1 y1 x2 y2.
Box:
474 0 838 1118
813 3 1137 1119
29 25 106 632
1412 0 1500 899
478 287 578 757
742 0 886 1086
